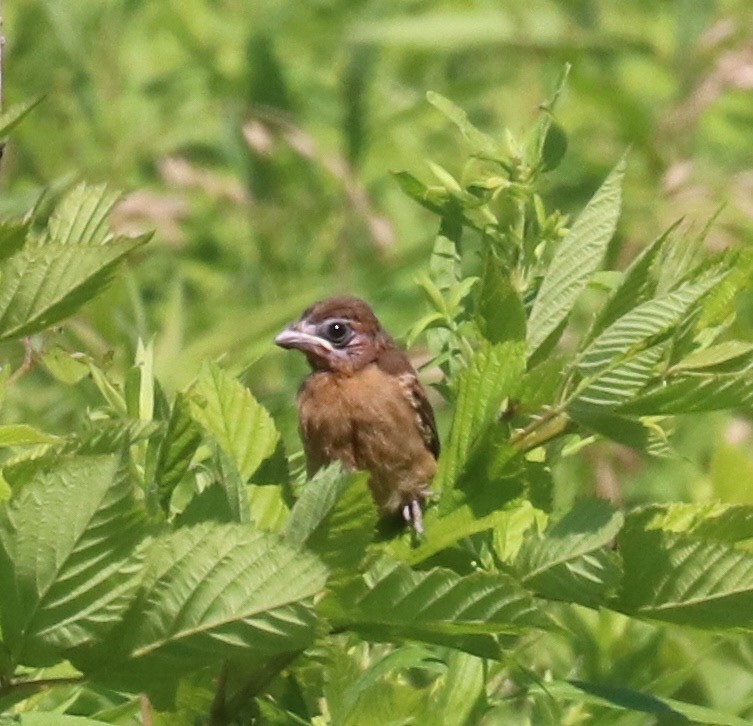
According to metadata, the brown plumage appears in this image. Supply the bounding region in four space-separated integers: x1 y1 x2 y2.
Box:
275 296 439 533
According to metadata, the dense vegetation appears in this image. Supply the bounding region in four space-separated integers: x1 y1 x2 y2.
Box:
2 1 753 723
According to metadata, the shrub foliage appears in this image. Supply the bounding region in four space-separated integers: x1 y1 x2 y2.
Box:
2 79 753 724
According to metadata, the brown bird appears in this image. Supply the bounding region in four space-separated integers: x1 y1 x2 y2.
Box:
275 296 439 533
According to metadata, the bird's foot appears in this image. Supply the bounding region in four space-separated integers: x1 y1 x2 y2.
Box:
401 498 424 536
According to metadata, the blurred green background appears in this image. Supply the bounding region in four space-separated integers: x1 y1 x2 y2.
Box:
2 0 753 507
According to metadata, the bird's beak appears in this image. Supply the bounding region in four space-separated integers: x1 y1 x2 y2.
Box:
275 322 333 354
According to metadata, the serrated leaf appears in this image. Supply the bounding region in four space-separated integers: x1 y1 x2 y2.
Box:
285 463 376 575
0 236 149 341
65 418 159 456
586 220 680 343
246 483 290 532
321 557 550 657
189 362 279 481
616 515 753 628
670 340 753 373
619 359 753 415
45 183 122 247
570 342 666 411
578 276 719 376
527 157 626 356
154 393 202 511
0 455 149 666
80 523 327 684
434 341 525 500
514 499 623 607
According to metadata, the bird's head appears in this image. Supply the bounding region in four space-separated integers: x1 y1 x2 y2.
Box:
275 296 389 374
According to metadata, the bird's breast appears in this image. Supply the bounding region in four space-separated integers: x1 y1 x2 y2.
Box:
296 364 436 512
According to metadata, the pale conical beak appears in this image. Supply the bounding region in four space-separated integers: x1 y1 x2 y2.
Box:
274 322 333 353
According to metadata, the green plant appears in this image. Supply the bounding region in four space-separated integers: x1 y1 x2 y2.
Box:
2 76 753 724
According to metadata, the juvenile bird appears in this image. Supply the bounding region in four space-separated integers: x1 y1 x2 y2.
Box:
275 296 439 533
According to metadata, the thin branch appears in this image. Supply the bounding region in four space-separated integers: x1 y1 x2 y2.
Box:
6 337 39 385
509 406 572 453
207 662 229 726
0 675 85 698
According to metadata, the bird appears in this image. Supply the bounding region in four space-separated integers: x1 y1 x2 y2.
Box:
275 296 439 534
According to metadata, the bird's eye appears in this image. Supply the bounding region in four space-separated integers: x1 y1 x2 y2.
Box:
322 320 351 347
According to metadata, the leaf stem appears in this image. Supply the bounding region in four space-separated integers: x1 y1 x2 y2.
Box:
509 406 572 452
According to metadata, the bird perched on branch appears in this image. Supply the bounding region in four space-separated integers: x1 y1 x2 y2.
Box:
275 296 439 534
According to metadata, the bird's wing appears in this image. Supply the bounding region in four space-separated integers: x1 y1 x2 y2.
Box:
376 345 440 459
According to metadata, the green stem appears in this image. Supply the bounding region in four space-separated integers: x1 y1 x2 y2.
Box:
509 407 572 453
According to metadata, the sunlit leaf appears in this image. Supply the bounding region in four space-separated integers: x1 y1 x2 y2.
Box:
79 523 327 686
189 362 279 481
0 184 150 341
526 156 626 356
154 392 202 512
434 341 525 501
616 514 753 628
0 455 149 666
514 499 623 607
321 557 550 657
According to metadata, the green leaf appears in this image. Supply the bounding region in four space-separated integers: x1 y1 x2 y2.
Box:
526 156 626 356
424 651 485 725
216 448 250 524
578 275 719 376
125 338 155 421
80 523 327 684
0 455 149 666
41 346 90 384
570 342 666 411
540 121 567 172
246 483 290 532
0 220 30 262
514 499 623 607
285 463 376 575
637 502 753 543
154 392 202 511
616 514 753 628
0 184 150 341
619 358 753 415
669 340 753 373
392 171 449 216
0 424 60 447
429 233 461 290
321 557 550 657
434 341 525 500
586 220 680 343
426 91 503 159
475 252 526 344
189 361 279 481
66 418 159 455
535 679 751 726
45 183 121 247
0 96 44 137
